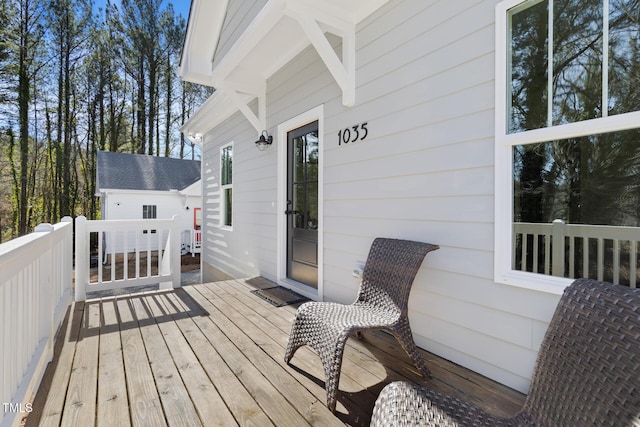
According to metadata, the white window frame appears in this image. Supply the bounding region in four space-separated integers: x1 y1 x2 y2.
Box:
494 0 640 294
142 204 157 219
220 142 233 229
142 204 157 234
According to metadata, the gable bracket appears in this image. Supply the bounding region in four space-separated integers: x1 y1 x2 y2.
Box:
285 5 356 106
216 79 267 134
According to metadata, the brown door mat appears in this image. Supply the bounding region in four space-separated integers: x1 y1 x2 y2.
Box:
250 286 307 307
244 276 279 290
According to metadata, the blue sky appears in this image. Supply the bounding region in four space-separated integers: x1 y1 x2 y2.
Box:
93 0 191 20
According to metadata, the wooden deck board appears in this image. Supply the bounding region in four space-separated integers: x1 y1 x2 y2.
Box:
97 299 130 427
116 297 167 426
37 302 84 427
190 283 343 426
181 285 313 427
162 291 273 427
144 293 237 427
129 295 202 427
60 301 100 426
27 278 525 427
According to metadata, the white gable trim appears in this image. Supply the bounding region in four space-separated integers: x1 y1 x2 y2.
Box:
181 0 390 137
179 0 229 86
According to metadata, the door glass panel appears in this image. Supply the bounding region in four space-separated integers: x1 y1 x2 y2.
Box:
291 130 319 231
293 183 305 229
294 138 305 182
307 183 318 230
308 135 319 182
287 120 319 289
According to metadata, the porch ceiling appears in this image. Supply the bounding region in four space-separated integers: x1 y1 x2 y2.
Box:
180 0 391 141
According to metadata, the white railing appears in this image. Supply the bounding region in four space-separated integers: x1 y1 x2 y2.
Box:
0 218 73 427
191 229 202 256
75 215 182 301
514 219 640 287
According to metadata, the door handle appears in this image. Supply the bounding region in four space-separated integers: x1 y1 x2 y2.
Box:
285 200 297 215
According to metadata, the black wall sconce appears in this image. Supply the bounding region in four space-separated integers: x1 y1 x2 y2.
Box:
255 130 273 151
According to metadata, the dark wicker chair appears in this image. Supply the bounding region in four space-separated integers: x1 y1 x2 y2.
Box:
284 237 439 413
370 278 640 426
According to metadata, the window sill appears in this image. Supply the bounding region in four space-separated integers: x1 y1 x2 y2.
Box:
495 271 571 295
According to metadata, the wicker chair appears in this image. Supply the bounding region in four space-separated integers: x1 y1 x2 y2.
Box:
284 237 439 413
370 278 640 426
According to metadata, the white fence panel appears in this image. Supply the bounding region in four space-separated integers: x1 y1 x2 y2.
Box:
0 218 73 427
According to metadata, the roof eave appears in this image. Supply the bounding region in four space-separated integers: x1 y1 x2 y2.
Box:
179 0 229 84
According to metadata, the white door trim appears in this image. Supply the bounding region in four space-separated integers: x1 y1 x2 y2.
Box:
276 105 324 301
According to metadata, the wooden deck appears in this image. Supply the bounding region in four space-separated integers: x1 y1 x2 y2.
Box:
26 278 525 426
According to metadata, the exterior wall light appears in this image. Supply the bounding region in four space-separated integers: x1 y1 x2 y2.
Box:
255 130 273 151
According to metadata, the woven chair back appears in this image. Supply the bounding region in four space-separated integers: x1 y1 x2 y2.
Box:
523 278 640 426
358 238 438 313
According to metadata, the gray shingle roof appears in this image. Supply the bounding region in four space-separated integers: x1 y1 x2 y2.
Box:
97 151 201 192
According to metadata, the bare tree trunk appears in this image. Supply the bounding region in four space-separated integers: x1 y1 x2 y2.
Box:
17 0 31 235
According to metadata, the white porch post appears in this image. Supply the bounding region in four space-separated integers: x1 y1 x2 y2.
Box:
160 215 182 290
75 216 88 302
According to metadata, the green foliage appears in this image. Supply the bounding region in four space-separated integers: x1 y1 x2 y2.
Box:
0 0 210 240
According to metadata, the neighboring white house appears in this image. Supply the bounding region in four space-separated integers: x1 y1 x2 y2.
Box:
179 0 640 395
96 150 202 255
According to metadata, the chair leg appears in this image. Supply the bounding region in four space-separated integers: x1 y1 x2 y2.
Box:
392 319 432 379
284 322 304 364
318 334 349 413
284 340 300 364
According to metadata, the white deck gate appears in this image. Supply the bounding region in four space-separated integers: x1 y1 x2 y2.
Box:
0 218 73 427
74 216 182 301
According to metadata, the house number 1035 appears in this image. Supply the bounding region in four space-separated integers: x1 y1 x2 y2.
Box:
338 122 368 145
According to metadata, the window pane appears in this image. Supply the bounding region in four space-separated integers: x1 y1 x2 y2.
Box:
509 0 549 133
508 0 640 132
608 0 640 115
221 146 233 185
552 0 603 125
224 188 232 227
512 128 640 283
142 205 157 219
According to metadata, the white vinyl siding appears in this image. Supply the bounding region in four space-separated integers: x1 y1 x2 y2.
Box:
212 0 269 70
198 0 566 393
